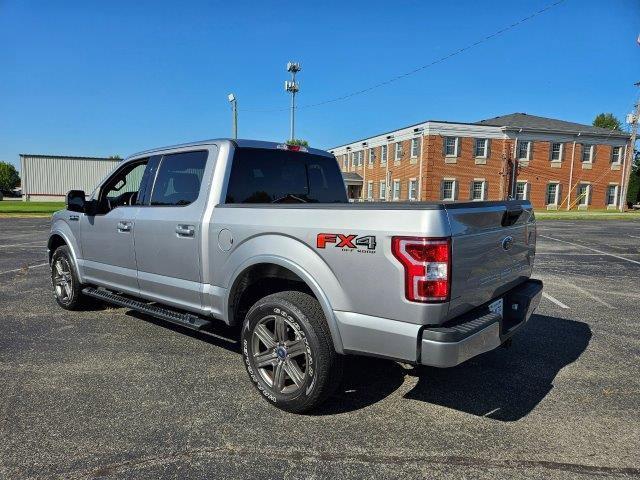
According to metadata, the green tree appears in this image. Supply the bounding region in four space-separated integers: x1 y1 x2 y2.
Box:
108 155 123 160
286 139 309 147
0 161 20 191
593 113 622 131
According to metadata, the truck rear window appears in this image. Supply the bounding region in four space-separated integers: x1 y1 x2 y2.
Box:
225 147 347 204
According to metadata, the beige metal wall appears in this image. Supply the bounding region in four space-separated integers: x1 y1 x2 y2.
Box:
20 155 120 201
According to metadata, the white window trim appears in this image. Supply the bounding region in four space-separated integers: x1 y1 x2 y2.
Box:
408 178 418 201
392 179 401 201
546 182 560 206
411 138 421 158
381 145 388 164
367 180 373 200
582 145 593 163
578 183 590 205
445 137 458 157
379 180 386 200
471 179 486 201
442 178 457 201
607 184 619 206
551 143 563 162
368 148 375 166
515 180 529 200
395 142 403 162
474 138 488 158
611 146 622 165
518 141 531 160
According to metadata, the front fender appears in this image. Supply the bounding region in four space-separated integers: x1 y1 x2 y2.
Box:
49 218 83 281
221 234 350 354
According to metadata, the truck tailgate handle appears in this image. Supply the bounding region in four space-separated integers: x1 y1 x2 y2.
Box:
501 205 523 227
176 224 195 237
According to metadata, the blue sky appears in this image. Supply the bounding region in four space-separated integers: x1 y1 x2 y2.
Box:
1 0 638 170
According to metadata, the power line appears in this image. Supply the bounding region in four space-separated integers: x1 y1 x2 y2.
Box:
240 0 567 113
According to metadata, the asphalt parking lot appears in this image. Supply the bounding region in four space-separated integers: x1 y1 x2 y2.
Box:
1 217 639 479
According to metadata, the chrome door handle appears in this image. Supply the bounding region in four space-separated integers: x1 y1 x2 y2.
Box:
117 221 132 232
176 224 195 237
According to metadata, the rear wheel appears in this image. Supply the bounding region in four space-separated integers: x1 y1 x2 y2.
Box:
51 245 89 310
241 291 342 413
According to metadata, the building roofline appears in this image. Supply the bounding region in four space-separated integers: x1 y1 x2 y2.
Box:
327 119 505 150
328 115 631 151
500 125 630 138
19 154 116 161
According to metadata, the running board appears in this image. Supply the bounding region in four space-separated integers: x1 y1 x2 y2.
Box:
82 287 212 331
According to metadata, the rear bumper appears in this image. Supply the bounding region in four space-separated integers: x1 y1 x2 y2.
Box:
420 279 543 367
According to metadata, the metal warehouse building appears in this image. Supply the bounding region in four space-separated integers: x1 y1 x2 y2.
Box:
19 154 120 201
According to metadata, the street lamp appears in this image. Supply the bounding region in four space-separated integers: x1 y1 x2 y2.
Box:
228 93 237 139
285 62 301 141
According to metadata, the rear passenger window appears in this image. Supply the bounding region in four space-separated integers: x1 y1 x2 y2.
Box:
150 151 208 206
225 148 347 203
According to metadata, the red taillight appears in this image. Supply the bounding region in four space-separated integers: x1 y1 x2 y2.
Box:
391 236 450 303
276 144 308 152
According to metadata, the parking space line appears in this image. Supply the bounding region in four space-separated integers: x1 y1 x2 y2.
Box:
539 235 640 265
542 292 569 309
560 279 615 309
0 263 48 276
0 240 45 248
535 252 601 256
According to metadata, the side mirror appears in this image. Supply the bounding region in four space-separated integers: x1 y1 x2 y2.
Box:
66 190 86 213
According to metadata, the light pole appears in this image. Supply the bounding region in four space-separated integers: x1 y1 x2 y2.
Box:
285 62 301 142
620 82 639 211
228 93 238 139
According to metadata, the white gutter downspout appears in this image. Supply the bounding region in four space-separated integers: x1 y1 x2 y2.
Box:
567 133 580 210
361 144 367 202
384 139 391 201
511 131 521 201
418 135 424 201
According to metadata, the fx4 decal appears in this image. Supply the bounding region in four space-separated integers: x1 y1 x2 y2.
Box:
316 233 377 253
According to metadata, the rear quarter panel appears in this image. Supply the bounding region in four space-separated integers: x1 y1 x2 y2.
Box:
207 205 453 326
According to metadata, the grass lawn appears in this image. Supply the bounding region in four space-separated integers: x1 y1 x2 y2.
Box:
535 209 640 220
0 201 65 217
1 200 639 220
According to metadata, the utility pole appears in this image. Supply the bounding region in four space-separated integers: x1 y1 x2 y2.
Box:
620 82 640 211
285 62 301 142
227 93 238 139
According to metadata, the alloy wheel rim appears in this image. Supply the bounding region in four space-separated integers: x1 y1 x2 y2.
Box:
53 258 73 303
251 314 308 395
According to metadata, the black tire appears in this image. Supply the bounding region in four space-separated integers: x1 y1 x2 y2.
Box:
51 245 89 310
241 291 343 413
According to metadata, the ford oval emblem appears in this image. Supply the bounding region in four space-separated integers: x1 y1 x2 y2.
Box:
501 236 514 251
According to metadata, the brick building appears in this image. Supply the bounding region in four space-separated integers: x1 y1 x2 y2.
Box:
329 113 631 210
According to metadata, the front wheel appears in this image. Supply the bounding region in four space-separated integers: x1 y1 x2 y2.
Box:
241 291 343 413
51 245 89 310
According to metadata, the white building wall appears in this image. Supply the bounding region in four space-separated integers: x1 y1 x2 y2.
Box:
20 155 120 201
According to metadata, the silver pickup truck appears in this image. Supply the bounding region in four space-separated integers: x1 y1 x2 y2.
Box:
49 139 542 412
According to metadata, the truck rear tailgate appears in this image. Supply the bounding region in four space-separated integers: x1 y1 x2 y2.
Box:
445 201 536 319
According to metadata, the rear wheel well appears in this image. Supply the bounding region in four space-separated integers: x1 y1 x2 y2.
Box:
48 234 67 263
229 263 315 326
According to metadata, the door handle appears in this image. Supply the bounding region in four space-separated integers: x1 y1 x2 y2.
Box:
176 224 195 237
117 221 132 232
